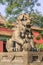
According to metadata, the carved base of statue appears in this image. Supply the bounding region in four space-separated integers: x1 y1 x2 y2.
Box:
22 43 31 51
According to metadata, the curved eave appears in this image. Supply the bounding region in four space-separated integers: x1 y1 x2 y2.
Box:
0 31 13 36
8 23 16 27
0 27 14 36
31 26 43 31
0 36 11 41
0 22 16 27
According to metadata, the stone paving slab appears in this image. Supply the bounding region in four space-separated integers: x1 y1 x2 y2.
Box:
0 62 24 65
0 62 43 65
30 62 43 65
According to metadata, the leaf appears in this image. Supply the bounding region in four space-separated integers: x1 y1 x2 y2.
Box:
36 3 40 6
6 6 12 14
13 9 22 15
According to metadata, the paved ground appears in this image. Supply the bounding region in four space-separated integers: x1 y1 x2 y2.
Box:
0 62 24 65
0 62 43 65
30 62 43 65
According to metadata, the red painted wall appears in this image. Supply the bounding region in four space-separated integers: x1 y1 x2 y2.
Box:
32 31 43 44
0 41 3 52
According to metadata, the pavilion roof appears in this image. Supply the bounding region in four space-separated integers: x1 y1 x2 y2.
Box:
0 27 13 36
31 26 43 30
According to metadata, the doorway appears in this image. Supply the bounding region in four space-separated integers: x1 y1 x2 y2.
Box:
3 41 7 52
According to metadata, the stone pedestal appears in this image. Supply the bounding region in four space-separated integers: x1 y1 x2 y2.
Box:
0 52 28 65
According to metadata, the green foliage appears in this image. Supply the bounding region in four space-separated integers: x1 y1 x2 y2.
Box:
31 12 43 27
40 16 43 27
4 22 13 29
40 31 43 38
0 0 5 4
36 44 43 50
0 0 40 23
4 22 9 28
0 0 3 3
6 6 13 14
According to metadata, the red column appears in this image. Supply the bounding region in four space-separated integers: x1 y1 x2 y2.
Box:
0 41 3 52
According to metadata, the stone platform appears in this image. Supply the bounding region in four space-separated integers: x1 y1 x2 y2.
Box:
0 52 28 65
0 62 43 65
0 52 43 65
30 62 43 65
